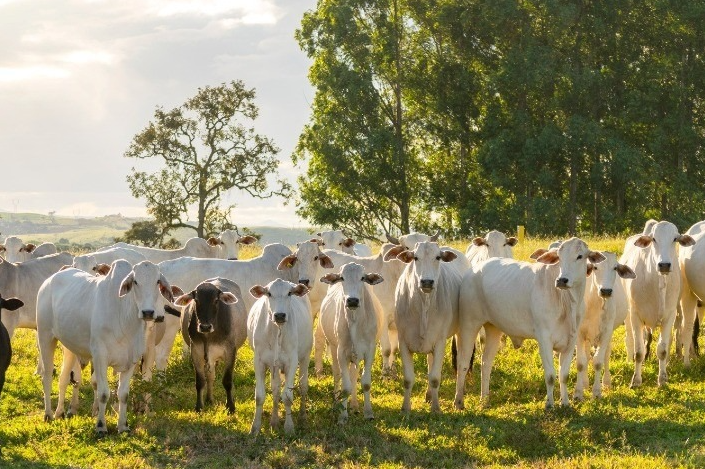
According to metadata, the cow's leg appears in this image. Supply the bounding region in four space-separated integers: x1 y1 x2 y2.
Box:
387 324 399 375
192 347 206 412
282 359 298 434
454 323 483 411
535 333 558 408
337 347 351 424
270 365 282 430
657 313 676 387
573 340 588 401
250 358 266 436
377 313 392 376
592 309 616 398
427 338 446 413
680 290 698 367
349 361 360 412
116 365 137 433
38 334 57 423
398 341 415 413
92 354 110 435
154 316 180 371
630 311 645 388
362 344 375 420
222 347 236 415
298 353 310 421
480 324 503 406
314 319 327 378
55 348 77 419
330 342 342 394
602 340 614 390
67 359 82 417
424 350 434 404
205 350 216 406
557 342 576 407
624 319 635 363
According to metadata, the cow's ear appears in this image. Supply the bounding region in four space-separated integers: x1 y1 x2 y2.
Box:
586 264 595 277
320 273 343 285
440 250 457 263
530 248 549 260
158 275 174 303
175 292 195 306
678 234 696 247
430 230 441 242
207 237 222 247
0 245 5 253
22 243 36 253
238 235 257 245
616 263 637 279
472 237 486 247
171 285 185 297
342 237 356 248
277 254 298 270
384 246 406 261
0 297 24 311
397 250 415 263
94 264 111 276
219 291 238 304
250 285 268 298
119 272 135 297
536 251 560 265
290 283 309 297
316 232 322 237
506 237 519 247
588 251 606 264
363 273 384 285
634 235 653 248
318 254 334 269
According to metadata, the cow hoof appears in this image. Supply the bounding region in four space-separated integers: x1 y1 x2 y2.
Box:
454 400 465 411
118 426 131 434
44 414 53 423
96 429 108 437
54 411 65 419
573 394 584 402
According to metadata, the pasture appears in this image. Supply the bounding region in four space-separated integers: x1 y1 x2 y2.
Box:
1 236 704 468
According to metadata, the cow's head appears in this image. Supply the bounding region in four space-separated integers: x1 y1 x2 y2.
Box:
1 236 28 263
250 278 309 325
321 262 383 311
118 260 174 321
175 281 237 334
385 241 455 293
0 294 24 315
317 230 356 254
277 239 334 288
386 231 440 250
209 229 257 260
531 237 605 290
633 220 695 274
586 251 636 298
72 254 98 275
471 230 518 259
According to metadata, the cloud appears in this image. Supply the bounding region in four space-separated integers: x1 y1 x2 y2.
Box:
0 65 70 82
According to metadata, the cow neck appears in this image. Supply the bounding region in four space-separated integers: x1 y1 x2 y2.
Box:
418 287 435 341
344 290 371 363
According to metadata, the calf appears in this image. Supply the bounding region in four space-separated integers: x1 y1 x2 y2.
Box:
574 252 636 399
385 241 461 413
36 260 174 434
0 295 24 398
620 221 694 387
319 263 384 423
454 237 605 409
248 279 312 435
175 278 247 413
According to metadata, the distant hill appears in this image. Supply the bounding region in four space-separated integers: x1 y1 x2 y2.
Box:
0 211 315 250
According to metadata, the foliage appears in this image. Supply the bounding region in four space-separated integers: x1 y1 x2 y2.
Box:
295 0 705 238
115 220 165 247
125 80 291 239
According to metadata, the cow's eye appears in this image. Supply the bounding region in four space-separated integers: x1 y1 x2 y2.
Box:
673 237 677 242
287 292 291 296
577 255 583 260
436 256 441 260
267 292 272 297
314 256 319 261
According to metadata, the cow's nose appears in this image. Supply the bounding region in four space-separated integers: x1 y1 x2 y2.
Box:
420 279 435 290
298 279 310 287
198 323 213 333
346 297 360 309
142 310 155 320
599 288 613 298
658 262 671 273
273 312 287 324
555 277 569 289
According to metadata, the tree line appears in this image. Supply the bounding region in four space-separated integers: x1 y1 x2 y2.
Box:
293 0 705 239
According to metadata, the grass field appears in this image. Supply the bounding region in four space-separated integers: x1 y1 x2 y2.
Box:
2 236 704 468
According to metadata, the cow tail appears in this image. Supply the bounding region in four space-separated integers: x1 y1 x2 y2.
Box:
451 336 458 372
694 315 701 357
644 329 653 360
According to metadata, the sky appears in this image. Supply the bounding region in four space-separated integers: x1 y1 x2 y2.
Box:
0 0 316 227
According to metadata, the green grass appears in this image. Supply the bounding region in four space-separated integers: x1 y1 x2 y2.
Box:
1 236 704 468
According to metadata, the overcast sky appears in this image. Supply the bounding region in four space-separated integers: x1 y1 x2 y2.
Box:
0 0 315 227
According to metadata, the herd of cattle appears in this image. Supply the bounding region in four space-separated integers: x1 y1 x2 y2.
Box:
0 221 703 435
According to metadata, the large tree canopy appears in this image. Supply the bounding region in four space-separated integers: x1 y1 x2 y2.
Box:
125 80 290 238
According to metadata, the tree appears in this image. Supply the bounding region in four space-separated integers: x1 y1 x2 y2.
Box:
115 220 166 247
125 81 291 238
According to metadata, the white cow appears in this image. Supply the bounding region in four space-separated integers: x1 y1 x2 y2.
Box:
0 237 57 263
574 252 636 399
454 237 605 409
387 231 470 275
72 247 147 274
318 245 405 375
211 229 258 260
102 237 222 263
155 243 298 369
620 221 694 387
319 262 384 423
317 230 356 254
248 279 312 435
465 230 518 266
385 241 461 413
678 222 705 366
36 260 174 434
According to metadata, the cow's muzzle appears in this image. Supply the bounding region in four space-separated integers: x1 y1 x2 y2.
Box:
658 262 672 274
141 310 155 321
599 288 613 298
273 312 287 324
420 279 434 292
555 277 570 289
228 257 238 261
198 323 213 333
346 297 360 309
298 279 310 287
